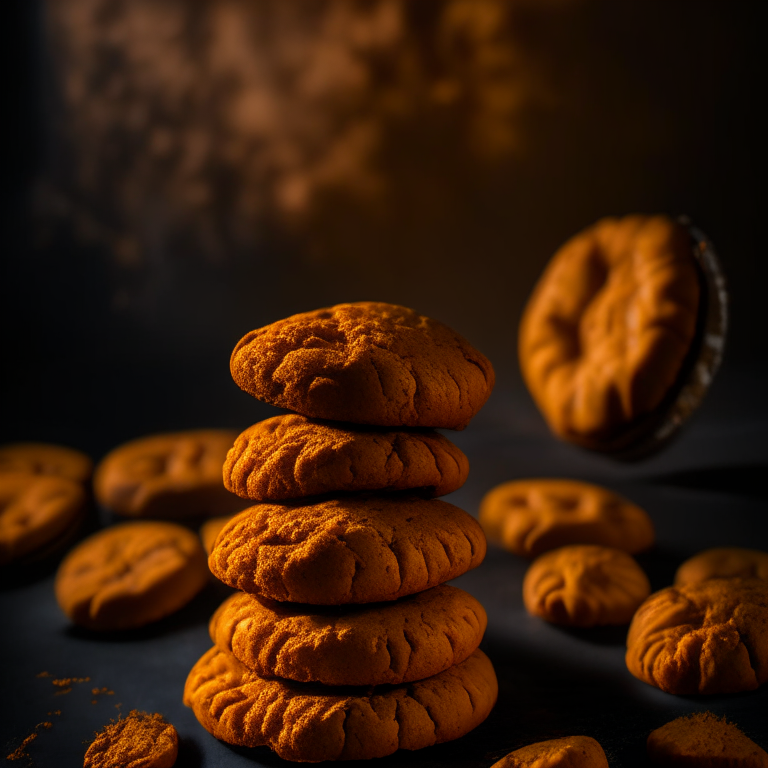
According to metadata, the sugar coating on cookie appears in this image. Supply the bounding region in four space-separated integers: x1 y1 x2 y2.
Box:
626 577 768 695
0 442 93 484
224 414 469 501
208 495 486 604
184 646 497 762
647 712 768 767
675 547 768 586
230 302 495 429
480 479 654 558
519 214 700 446
523 545 650 627
55 521 209 630
491 735 609 768
94 430 243 519
210 584 487 686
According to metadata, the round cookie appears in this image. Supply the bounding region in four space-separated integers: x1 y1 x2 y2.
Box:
209 584 487 686
626 577 768 695
224 414 469 501
94 430 243 519
479 479 654 558
208 495 487 604
230 302 495 430
491 736 609 768
0 442 93 484
523 545 650 627
0 474 87 566
183 646 497 762
55 521 209 630
675 547 768 586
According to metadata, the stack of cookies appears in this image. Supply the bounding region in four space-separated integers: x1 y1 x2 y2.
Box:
184 302 499 762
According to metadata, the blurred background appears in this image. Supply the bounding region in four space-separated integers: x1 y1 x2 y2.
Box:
3 0 765 456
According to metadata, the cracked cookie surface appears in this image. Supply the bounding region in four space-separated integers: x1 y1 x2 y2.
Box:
230 302 495 429
491 735 609 768
183 646 497 762
0 442 93 484
208 495 486 604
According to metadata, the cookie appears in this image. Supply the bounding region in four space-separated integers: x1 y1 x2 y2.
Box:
491 736 609 768
626 577 768 694
183 646 497 762
224 414 469 501
84 710 178 768
0 474 87 566
675 547 768 586
55 521 209 630
209 584 486 686
523 545 650 627
208 495 486 604
94 430 243 519
479 479 654 558
199 515 234 555
0 442 93 484
230 302 495 429
647 712 768 767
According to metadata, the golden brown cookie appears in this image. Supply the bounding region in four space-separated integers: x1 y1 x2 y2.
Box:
675 547 768 586
519 215 700 449
94 430 243 519
647 712 768 767
184 646 497 762
230 302 495 430
0 442 93 484
479 479 654 558
209 584 486 686
55 521 209 630
0 474 87 566
199 515 234 555
626 577 768 695
84 710 178 768
224 414 469 501
523 545 650 627
491 736 609 768
208 495 486 604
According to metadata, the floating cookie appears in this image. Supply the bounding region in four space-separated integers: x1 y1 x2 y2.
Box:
209 584 486 686
208 495 486 604
647 712 768 767
184 646 497 762
675 547 768 586
523 545 650 627
55 521 208 630
479 479 654 558
224 414 469 501
491 735 609 768
626 577 768 695
0 442 93 484
230 302 495 430
94 430 243 519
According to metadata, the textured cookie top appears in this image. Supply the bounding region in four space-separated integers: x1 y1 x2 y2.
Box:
208 495 486 604
55 521 208 631
519 215 700 446
94 430 243 519
199 515 234 555
491 736 609 768
230 302 495 429
224 414 469 501
183 646 497 762
647 712 768 768
626 578 768 695
0 442 93 484
480 479 654 558
523 545 650 627
209 584 487 686
675 547 768 586
84 711 178 768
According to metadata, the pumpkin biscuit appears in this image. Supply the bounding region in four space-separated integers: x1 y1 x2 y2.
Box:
523 545 650 627
183 646 497 762
224 414 469 501
209 584 486 686
94 430 243 519
208 495 486 604
491 735 609 768
675 547 768 586
0 442 93 484
479 479 654 558
626 577 768 695
55 521 208 630
230 302 495 430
